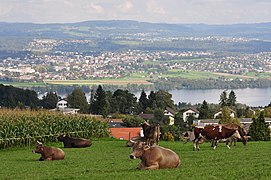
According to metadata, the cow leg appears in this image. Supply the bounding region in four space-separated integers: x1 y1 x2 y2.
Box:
213 140 218 150
143 163 159 170
193 142 197 151
137 162 145 170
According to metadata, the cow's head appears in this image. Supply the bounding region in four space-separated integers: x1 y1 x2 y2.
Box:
129 141 150 159
57 135 66 141
140 122 150 128
239 128 249 146
32 141 44 153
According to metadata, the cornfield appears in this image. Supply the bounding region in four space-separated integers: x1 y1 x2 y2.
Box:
0 109 110 148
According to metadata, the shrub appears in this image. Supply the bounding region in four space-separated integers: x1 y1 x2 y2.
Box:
122 115 144 127
162 132 174 141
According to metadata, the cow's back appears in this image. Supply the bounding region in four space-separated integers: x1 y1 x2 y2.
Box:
144 146 180 169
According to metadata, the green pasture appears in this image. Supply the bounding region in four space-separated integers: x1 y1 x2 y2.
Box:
0 140 270 179
143 58 211 65
44 74 152 86
245 72 271 79
164 70 220 79
112 40 144 46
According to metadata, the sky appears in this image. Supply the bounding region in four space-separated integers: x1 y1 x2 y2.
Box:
0 0 270 25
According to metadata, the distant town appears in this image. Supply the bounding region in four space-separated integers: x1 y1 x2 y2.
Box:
0 37 270 82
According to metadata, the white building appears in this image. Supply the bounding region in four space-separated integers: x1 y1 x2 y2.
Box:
183 108 199 122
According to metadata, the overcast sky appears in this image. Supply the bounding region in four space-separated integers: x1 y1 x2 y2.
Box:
0 0 270 25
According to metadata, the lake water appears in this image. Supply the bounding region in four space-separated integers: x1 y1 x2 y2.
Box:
52 87 271 107
135 87 271 107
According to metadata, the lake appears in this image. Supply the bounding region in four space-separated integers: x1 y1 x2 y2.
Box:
52 87 270 107
135 87 271 107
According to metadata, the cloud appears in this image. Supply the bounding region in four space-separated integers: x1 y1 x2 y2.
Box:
117 1 133 13
86 3 104 14
146 1 166 15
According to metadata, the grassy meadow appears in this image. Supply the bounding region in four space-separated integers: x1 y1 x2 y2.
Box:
0 139 270 179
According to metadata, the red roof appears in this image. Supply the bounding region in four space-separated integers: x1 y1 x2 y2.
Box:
109 127 141 140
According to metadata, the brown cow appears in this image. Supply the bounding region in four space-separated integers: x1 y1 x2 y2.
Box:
140 122 160 146
129 141 180 170
193 124 248 150
32 141 65 161
57 135 92 148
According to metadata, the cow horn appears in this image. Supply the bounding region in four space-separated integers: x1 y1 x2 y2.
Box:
143 145 150 151
37 141 42 145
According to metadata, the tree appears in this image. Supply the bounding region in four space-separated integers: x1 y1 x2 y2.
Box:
89 85 109 117
248 112 270 141
186 115 195 127
219 91 228 107
219 106 232 124
67 88 89 113
228 90 237 107
153 108 165 124
198 100 209 119
122 115 145 127
40 92 59 109
138 89 148 113
147 91 157 109
263 107 271 118
110 89 137 114
155 90 174 109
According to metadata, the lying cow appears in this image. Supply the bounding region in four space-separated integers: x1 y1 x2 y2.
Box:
141 122 160 146
32 141 65 161
57 135 92 148
129 141 180 170
126 136 145 147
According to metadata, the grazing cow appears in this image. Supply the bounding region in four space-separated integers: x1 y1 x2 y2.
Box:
32 141 65 161
193 124 248 150
129 141 180 170
57 135 92 148
140 122 160 146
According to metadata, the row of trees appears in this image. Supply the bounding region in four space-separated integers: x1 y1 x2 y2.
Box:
89 85 174 117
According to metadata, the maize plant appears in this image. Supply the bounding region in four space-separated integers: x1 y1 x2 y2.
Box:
0 109 110 149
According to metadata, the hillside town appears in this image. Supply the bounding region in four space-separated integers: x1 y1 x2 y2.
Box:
0 38 270 82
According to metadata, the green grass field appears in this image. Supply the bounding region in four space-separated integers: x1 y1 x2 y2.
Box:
0 139 270 179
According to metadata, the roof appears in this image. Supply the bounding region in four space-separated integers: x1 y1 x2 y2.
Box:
109 127 141 140
108 119 124 128
184 107 199 114
165 107 176 115
138 113 154 120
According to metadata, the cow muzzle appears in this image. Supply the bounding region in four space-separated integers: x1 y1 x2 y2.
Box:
130 154 136 159
32 150 36 153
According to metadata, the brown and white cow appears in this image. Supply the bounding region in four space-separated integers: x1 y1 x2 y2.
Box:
129 141 180 170
57 135 92 148
32 141 65 161
193 124 248 150
140 122 160 146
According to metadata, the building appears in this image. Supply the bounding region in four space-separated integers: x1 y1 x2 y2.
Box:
164 107 176 125
214 108 236 119
182 108 199 122
50 100 80 114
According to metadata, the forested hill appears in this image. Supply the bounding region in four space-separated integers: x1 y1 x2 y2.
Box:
0 20 270 40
